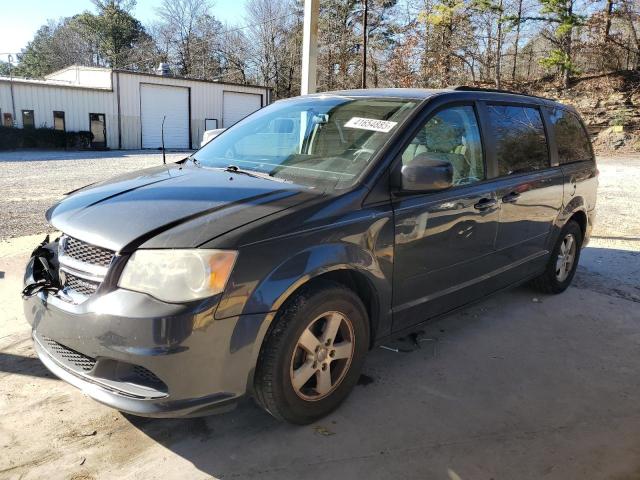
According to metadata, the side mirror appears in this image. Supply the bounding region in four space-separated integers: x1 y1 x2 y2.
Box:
400 154 453 192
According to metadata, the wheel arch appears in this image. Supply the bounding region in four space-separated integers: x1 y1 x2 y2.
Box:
568 209 587 239
239 245 391 394
549 196 589 250
280 269 379 347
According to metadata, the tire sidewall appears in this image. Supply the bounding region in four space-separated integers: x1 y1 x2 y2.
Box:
548 221 583 291
270 287 369 424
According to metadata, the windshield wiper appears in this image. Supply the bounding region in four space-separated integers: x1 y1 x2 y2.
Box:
223 165 291 183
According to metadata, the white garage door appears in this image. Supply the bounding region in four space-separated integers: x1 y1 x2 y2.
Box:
141 84 189 149
223 92 262 128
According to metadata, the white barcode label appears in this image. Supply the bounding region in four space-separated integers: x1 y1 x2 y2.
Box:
344 117 397 133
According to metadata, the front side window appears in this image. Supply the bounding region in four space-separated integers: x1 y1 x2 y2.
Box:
401 105 485 186
22 110 34 129
53 111 65 131
548 108 592 164
487 105 549 176
192 96 419 190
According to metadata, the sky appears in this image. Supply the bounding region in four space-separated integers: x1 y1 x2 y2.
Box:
0 0 247 62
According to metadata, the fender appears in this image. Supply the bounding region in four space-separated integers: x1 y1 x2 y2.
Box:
219 239 392 332
225 241 392 395
547 195 589 251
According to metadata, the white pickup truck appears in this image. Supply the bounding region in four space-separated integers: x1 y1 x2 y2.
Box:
200 128 226 147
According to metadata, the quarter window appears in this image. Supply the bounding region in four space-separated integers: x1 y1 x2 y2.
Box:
401 105 485 186
53 111 65 131
487 105 549 176
22 110 35 129
548 109 592 164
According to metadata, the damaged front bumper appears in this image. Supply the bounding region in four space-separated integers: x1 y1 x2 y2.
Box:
24 281 268 418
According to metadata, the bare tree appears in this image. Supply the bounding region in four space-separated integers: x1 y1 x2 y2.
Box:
155 0 217 76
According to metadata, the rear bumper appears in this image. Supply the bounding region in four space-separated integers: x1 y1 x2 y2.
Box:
584 208 595 246
24 288 270 418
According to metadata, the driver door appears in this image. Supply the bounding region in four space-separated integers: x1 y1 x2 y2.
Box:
392 104 501 332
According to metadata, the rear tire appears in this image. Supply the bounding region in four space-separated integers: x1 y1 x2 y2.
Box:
254 280 369 424
532 220 583 294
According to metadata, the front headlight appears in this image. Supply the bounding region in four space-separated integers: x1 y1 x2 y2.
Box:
118 249 237 303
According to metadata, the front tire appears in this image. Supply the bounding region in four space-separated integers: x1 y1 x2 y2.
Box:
254 281 369 424
532 220 583 294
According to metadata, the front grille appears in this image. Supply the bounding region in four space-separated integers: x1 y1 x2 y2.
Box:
132 365 163 386
58 235 115 301
39 335 166 392
41 336 96 372
64 272 99 296
64 236 114 268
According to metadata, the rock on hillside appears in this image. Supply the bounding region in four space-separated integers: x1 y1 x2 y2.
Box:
494 71 640 153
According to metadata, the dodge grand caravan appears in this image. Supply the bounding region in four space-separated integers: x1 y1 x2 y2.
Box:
23 87 597 424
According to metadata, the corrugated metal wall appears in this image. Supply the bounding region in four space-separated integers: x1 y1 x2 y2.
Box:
116 72 268 149
0 71 269 150
0 82 117 147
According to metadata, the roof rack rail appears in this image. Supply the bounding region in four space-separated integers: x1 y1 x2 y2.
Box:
450 85 555 101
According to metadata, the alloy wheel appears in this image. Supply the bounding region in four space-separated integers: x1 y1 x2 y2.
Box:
555 233 577 282
289 311 355 401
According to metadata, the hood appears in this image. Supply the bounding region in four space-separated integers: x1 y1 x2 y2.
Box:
47 163 318 251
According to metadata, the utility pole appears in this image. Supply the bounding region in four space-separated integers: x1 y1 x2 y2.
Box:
361 0 368 89
301 0 320 95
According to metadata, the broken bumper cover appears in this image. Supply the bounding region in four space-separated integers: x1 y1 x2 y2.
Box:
24 288 268 418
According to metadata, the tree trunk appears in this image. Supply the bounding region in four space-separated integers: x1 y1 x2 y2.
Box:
562 0 574 89
485 22 493 83
603 0 614 43
495 0 504 89
622 0 640 68
361 0 368 88
511 0 523 81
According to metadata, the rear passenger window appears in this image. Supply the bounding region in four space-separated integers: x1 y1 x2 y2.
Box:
548 109 592 164
401 105 485 186
487 105 549 176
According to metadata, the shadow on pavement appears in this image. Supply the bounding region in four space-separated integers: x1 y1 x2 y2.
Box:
119 246 640 479
0 352 58 379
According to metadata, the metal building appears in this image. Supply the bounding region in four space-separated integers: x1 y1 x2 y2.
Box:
0 66 270 149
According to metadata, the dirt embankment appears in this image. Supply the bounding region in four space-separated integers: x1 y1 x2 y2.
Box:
497 71 640 154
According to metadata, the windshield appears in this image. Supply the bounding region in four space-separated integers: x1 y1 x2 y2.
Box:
192 96 418 190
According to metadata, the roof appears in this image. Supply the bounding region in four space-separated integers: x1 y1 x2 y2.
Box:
0 75 112 91
313 86 561 106
320 88 445 99
112 69 270 91
0 65 270 92
45 65 111 77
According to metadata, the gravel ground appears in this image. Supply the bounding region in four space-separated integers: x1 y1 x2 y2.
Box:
591 154 640 242
0 150 191 240
1 149 639 242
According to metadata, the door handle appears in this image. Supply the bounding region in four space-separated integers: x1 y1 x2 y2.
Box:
474 198 497 210
502 192 520 203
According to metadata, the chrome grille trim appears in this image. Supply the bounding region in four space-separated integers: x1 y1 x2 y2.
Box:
57 235 115 301
58 255 109 278
63 236 114 267
63 272 99 296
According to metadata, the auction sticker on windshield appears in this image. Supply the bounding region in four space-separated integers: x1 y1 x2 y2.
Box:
344 117 398 133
